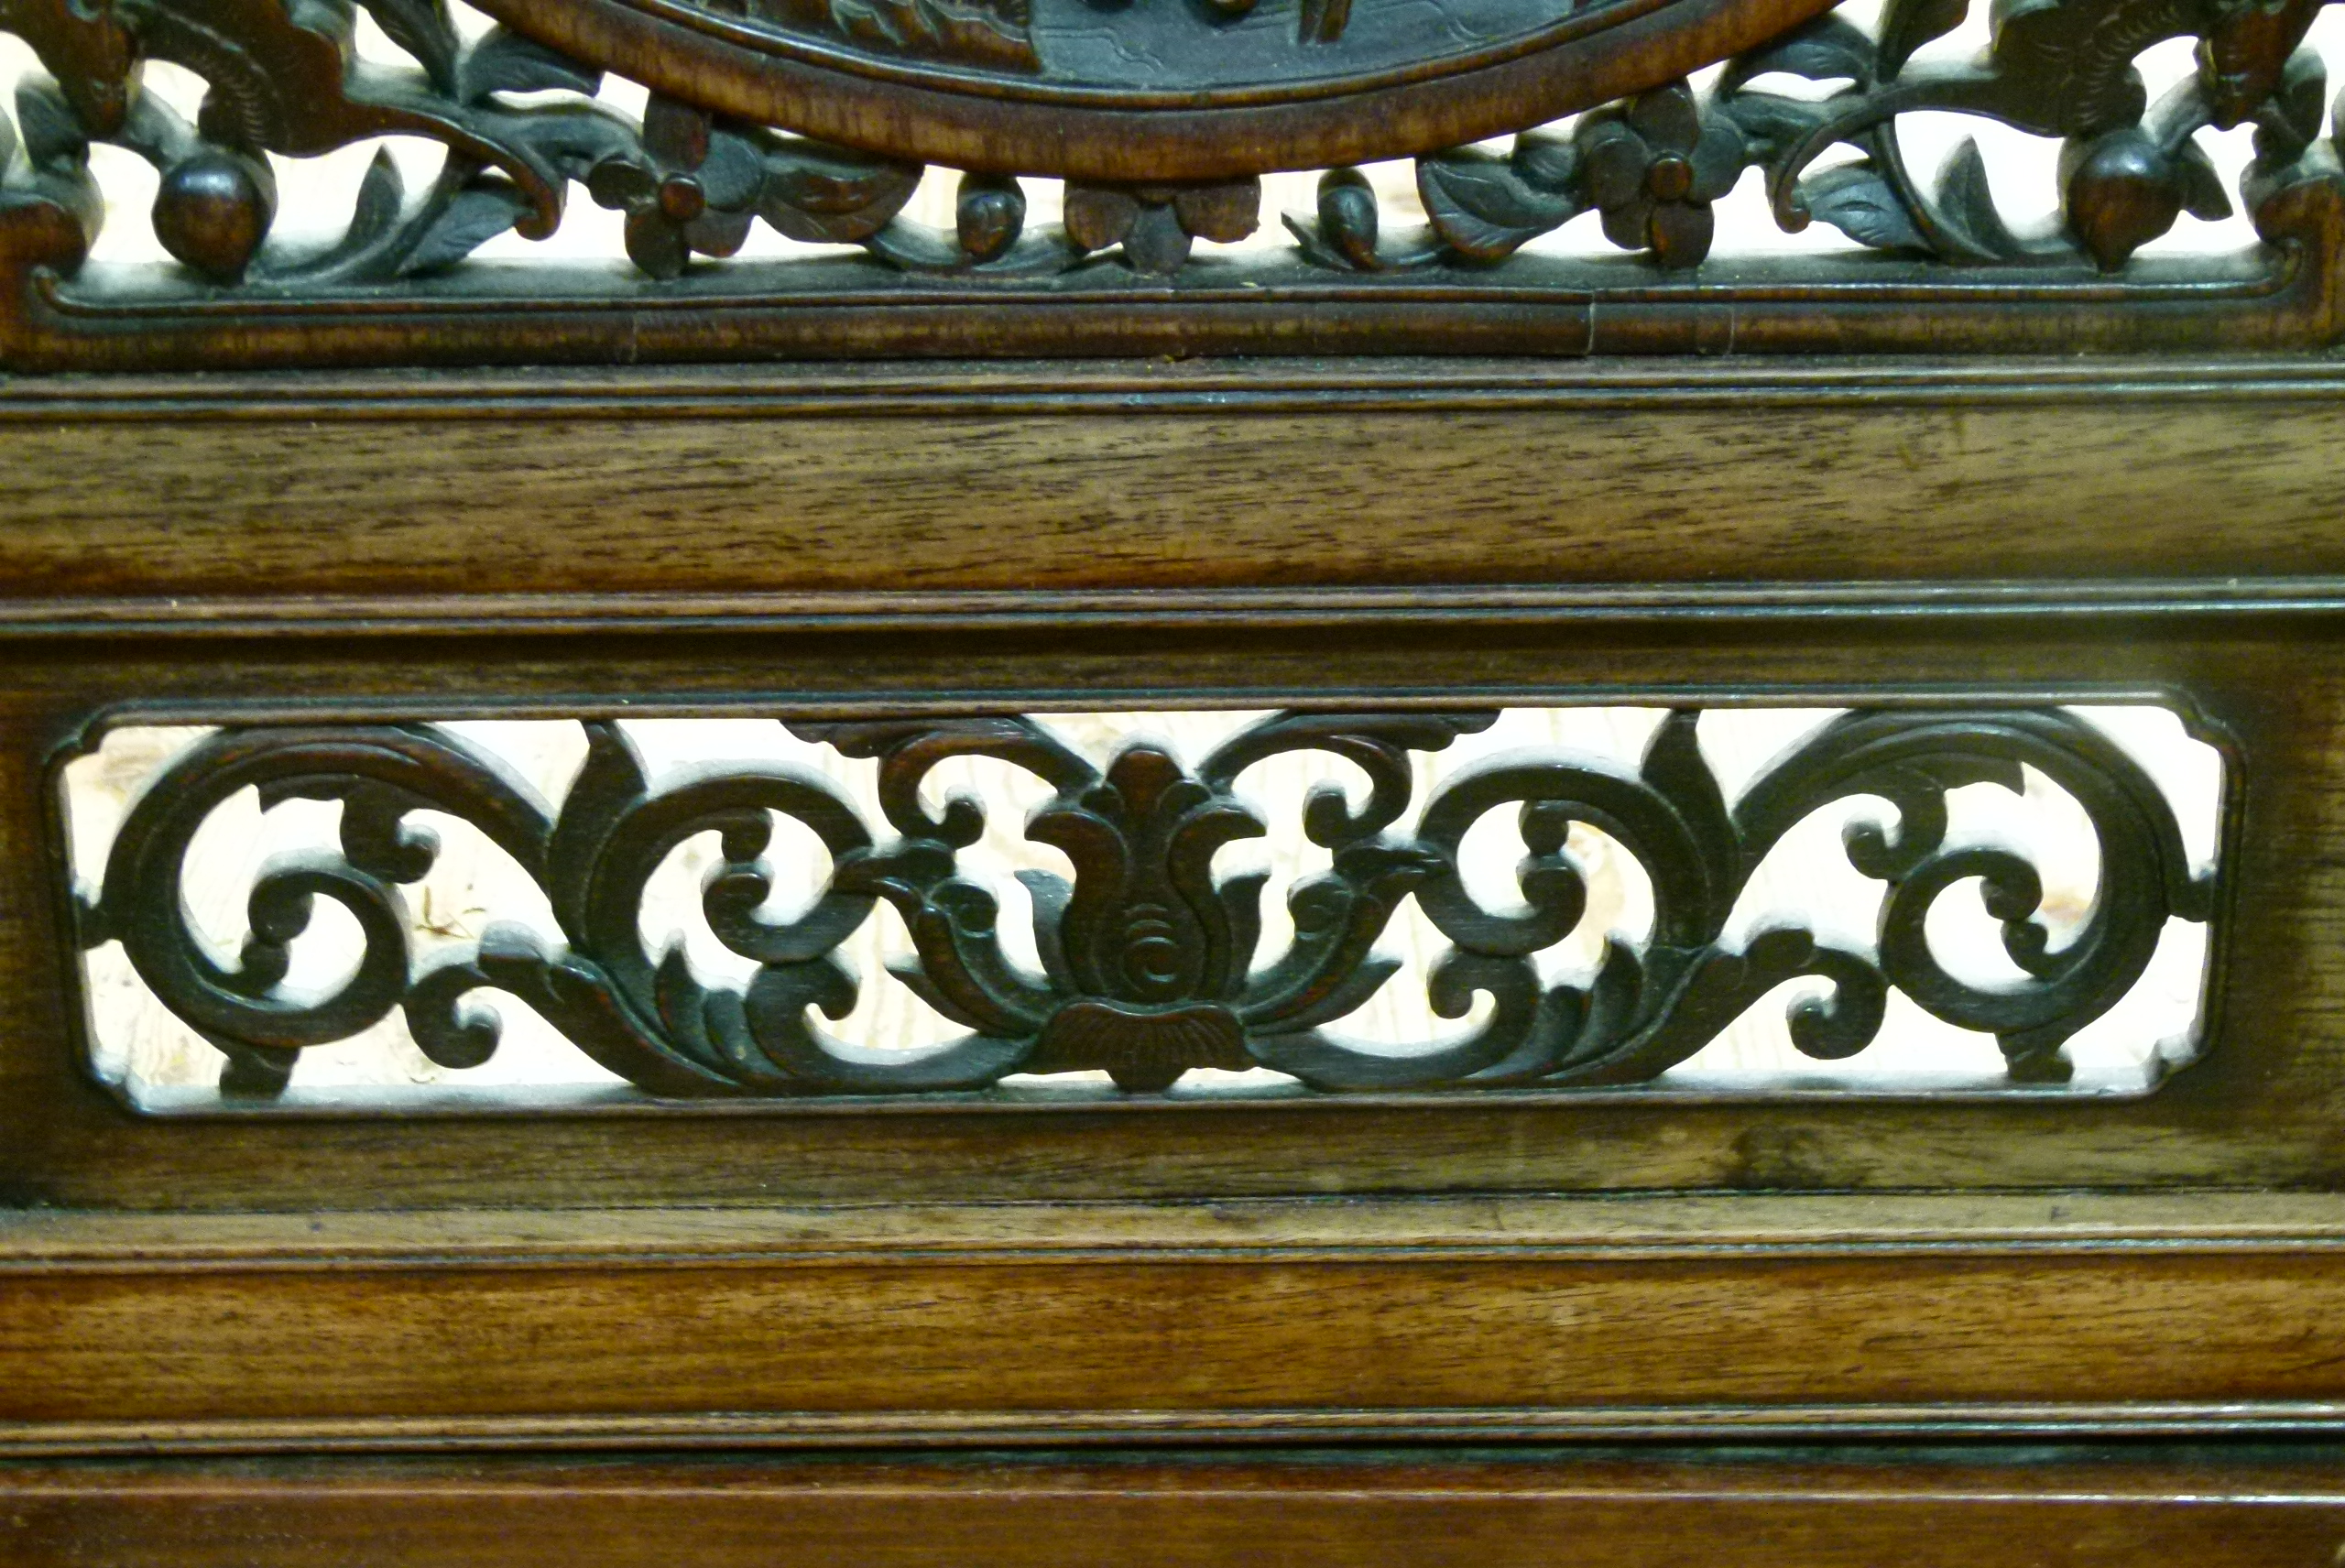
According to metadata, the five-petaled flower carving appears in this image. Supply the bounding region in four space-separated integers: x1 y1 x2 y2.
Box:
1576 81 1748 268
587 96 766 278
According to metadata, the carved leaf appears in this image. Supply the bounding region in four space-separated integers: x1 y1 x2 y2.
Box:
1875 0 1968 77
2254 49 2328 164
1172 180 1260 245
13 76 86 168
1417 147 1580 261
1801 159 1926 250
458 27 604 103
341 147 409 254
398 175 530 275
499 109 642 191
1121 201 1194 271
272 149 530 283
361 0 462 93
1062 185 1140 251
761 141 922 244
1934 136 2033 260
2174 137 2233 221
1717 91 1832 162
1721 13 1878 90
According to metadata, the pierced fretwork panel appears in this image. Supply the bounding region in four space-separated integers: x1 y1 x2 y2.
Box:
59 704 2224 1113
3 0 2344 363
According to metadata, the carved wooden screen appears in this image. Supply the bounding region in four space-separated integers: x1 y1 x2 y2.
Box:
1 0 2341 364
60 705 2224 1109
8 0 2345 1562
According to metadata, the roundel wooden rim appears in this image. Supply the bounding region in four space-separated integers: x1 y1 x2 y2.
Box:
466 0 1838 180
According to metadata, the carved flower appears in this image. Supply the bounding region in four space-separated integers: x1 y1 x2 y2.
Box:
1063 180 1260 275
587 96 766 278
1575 82 1746 269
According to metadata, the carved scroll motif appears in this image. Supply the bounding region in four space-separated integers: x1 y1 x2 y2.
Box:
0 0 2341 361
74 708 2215 1103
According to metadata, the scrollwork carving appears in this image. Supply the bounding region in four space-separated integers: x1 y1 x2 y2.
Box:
2 0 2342 361
76 705 2217 1104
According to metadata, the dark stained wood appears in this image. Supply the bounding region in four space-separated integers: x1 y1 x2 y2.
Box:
76 705 2197 1100
0 354 2326 1207
462 0 1848 180
0 620 2314 1207
10 1197 2345 1446
2 0 2342 365
0 346 2340 1551
14 1451 2345 1568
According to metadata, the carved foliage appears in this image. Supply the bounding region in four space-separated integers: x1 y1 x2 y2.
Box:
3 0 2339 305
1302 0 2340 275
79 707 2214 1102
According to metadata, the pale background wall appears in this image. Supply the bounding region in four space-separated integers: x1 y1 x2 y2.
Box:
64 707 2220 1103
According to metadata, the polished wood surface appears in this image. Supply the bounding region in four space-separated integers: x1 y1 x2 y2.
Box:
6 0 2341 364
0 359 2341 603
6 1194 2345 1452
16 1452 2345 1567
0 357 2331 1214
1 355 2340 1557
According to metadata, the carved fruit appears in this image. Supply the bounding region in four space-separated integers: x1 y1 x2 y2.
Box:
1314 168 1380 269
2060 129 2180 272
152 149 277 284
955 172 1024 263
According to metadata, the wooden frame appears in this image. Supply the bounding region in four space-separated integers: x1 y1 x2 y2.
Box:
18 1449 2345 1568
3 175 2343 1559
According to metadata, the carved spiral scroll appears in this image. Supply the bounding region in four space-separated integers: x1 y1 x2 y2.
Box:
77 706 2217 1102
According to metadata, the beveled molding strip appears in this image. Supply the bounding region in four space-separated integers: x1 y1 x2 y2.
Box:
11 356 2345 419
14 1192 2345 1262
7 1196 2339 1456
12 1404 2345 1459
9 582 2345 637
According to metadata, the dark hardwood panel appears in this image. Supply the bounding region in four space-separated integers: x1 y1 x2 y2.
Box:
0 379 2340 597
7 1211 2345 1434
8 1453 2345 1567
0 609 2322 1207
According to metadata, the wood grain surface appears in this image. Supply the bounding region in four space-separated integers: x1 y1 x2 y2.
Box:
12 1452 2345 1567
0 359 2340 600
3 358 2342 1547
4 1194 2345 1449
0 612 2301 1207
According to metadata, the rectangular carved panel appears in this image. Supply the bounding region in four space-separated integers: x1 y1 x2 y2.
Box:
60 703 2222 1111
4 0 2343 365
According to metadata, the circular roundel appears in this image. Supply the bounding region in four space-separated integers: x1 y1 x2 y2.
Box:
466 0 1832 181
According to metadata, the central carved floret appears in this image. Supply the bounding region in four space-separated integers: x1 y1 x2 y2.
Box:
1017 742 1263 1088
1031 743 1260 1004
85 708 2211 1103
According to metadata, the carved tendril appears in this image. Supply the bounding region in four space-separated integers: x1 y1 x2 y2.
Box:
82 706 2212 1103
5 0 2340 290
1292 0 2335 276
